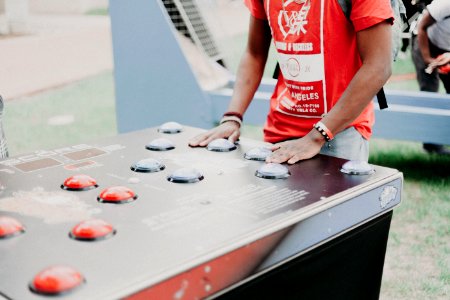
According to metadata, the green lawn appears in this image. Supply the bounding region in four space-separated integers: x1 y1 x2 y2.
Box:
371 141 450 300
3 72 117 155
86 7 109 16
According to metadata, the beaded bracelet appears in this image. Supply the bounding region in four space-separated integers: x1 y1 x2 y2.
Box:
223 111 243 122
313 121 334 142
220 115 242 127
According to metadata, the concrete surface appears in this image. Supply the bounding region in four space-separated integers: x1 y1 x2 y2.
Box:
30 0 108 14
0 14 113 100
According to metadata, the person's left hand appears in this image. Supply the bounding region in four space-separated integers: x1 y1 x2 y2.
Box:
266 132 325 164
426 53 450 74
430 52 450 67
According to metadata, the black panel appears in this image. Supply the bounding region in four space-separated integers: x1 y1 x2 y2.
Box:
216 212 393 300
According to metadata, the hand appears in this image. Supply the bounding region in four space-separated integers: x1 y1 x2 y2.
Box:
430 53 450 67
426 53 450 74
266 131 325 164
188 121 240 147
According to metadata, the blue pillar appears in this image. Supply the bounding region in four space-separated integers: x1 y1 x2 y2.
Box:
109 0 212 133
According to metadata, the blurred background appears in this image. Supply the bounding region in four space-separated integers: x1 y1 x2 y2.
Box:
0 0 448 299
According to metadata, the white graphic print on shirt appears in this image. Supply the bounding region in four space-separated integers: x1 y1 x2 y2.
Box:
267 0 327 118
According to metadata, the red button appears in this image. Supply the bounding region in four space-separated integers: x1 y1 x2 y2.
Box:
0 216 25 239
61 174 98 191
97 186 137 204
30 265 84 295
70 219 116 241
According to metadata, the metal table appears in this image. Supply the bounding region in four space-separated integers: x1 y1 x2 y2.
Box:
0 125 402 300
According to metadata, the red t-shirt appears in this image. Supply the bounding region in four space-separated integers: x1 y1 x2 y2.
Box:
244 0 393 142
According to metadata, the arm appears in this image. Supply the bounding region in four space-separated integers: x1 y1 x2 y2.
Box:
189 15 272 147
267 21 392 164
417 10 436 65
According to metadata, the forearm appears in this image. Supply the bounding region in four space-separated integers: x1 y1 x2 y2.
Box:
418 28 432 63
322 60 391 135
226 16 271 116
227 49 268 114
417 10 435 64
321 21 392 136
188 16 271 147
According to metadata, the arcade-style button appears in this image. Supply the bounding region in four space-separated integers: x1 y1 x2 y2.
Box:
97 186 137 204
145 138 175 151
0 216 25 239
244 147 272 161
158 121 183 134
207 138 237 152
131 158 165 173
255 163 290 179
30 265 84 296
167 168 204 183
340 160 375 175
69 219 116 241
61 174 98 191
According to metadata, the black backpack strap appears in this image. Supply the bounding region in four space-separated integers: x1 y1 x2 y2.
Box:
273 62 280 79
376 87 388 109
337 0 352 20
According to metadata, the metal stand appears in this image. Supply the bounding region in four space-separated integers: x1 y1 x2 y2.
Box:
109 0 212 133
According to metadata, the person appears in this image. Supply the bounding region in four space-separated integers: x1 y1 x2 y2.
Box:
411 0 450 154
398 1 432 57
189 0 394 163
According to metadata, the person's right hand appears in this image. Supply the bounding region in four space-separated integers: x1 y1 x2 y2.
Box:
188 121 240 147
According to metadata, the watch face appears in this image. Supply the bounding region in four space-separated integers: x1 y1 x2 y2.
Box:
244 147 272 161
255 163 290 179
340 160 375 175
167 168 204 183
207 138 237 152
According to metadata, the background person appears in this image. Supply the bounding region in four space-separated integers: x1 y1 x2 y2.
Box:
411 0 450 154
190 0 394 163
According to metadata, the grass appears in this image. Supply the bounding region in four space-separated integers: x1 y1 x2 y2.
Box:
370 140 450 181
86 7 109 16
369 140 450 299
2 45 449 300
3 72 117 155
380 177 450 299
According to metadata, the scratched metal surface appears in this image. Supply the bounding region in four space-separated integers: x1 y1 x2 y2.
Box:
0 126 401 300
